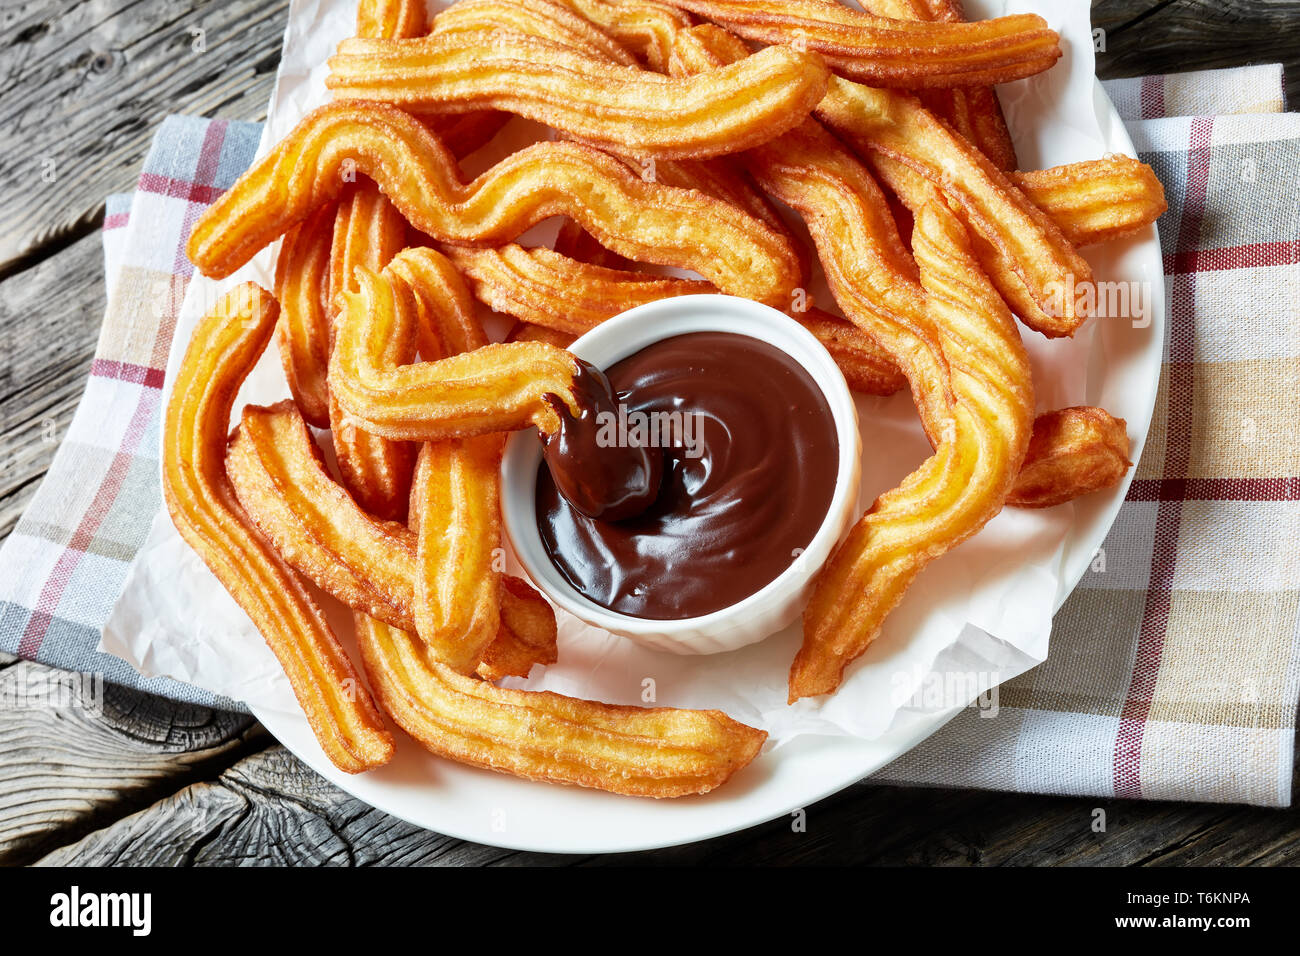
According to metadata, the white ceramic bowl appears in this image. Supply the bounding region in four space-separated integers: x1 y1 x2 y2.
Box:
500 294 862 655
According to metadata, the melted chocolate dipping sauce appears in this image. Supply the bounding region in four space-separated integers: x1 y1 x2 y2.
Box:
536 331 839 620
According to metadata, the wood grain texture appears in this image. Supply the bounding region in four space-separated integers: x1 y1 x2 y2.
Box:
1093 0 1300 105
0 659 259 866
0 0 1298 865
33 744 1300 865
0 0 289 271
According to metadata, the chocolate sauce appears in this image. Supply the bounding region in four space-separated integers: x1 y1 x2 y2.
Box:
540 360 662 521
536 331 839 620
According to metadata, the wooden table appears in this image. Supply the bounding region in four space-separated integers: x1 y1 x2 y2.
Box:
1 0 1297 866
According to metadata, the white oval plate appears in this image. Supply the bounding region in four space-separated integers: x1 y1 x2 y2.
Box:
244 81 1165 854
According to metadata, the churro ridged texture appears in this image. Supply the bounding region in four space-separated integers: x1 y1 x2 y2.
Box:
162 284 393 773
356 0 427 39
792 200 1035 701
659 0 1061 88
859 0 1018 170
550 0 694 70
331 267 581 441
186 103 800 307
327 178 417 522
355 615 767 797
815 77 1094 338
273 205 335 428
325 32 831 159
1008 407 1132 509
225 401 557 680
432 0 640 65
410 436 504 675
1013 156 1168 247
445 244 712 335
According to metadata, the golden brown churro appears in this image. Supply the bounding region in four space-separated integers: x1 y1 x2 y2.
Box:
225 400 557 679
326 32 830 159
355 614 767 797
162 284 393 773
273 205 335 428
409 436 504 674
326 179 416 522
791 199 1034 701
1008 407 1132 509
550 0 694 70
433 0 640 65
445 244 712 335
187 103 800 307
660 0 1061 88
815 77 1094 338
1013 156 1168 247
859 0 1018 170
332 273 580 441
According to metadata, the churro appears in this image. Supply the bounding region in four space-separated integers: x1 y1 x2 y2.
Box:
410 436 504 674
1008 407 1132 508
162 284 393 773
355 615 767 797
815 77 1094 338
273 205 334 428
326 32 830 159
792 198 1034 701
326 178 416 522
187 103 800 307
225 400 557 679
433 0 639 65
445 244 711 335
660 0 1061 88
1014 156 1168 247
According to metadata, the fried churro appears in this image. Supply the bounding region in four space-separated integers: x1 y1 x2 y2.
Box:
445 244 711 335
409 436 504 674
792 199 1034 701
331 262 581 441
860 0 1018 171
1014 156 1168 247
225 400 557 679
326 32 830 159
1008 407 1132 509
326 178 415 522
163 284 393 773
433 0 639 65
187 103 800 307
551 0 694 70
273 205 335 428
815 77 1093 338
355 615 766 797
660 0 1061 88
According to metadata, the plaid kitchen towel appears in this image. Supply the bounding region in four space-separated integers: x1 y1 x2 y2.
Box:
876 67 1300 807
0 116 259 711
1 68 1297 804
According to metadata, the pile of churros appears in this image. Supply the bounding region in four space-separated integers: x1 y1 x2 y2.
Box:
167 0 1166 795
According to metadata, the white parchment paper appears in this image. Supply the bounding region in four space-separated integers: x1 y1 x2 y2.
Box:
105 0 1110 745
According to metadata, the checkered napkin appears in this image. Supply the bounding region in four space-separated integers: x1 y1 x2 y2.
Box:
1 65 1296 805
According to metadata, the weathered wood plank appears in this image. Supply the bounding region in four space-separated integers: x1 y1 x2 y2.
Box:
0 658 259 866
0 230 104 539
1093 0 1300 106
31 740 1300 866
36 746 497 866
0 0 289 270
